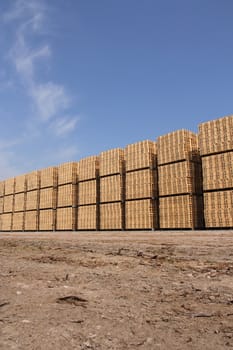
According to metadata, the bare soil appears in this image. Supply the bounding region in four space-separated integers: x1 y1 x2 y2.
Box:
0 230 233 349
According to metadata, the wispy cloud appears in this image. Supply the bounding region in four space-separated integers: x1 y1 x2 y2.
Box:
4 0 79 132
52 116 78 137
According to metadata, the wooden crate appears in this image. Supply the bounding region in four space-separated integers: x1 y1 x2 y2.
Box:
15 174 26 193
202 152 233 191
125 199 158 229
4 177 15 195
14 193 25 212
0 197 3 214
58 162 78 185
158 161 202 196
125 140 157 171
12 212 24 231
26 170 40 191
78 180 97 205
157 130 199 165
1 213 12 231
125 169 157 200
39 209 55 231
159 195 203 229
39 188 57 209
204 190 233 228
0 181 5 197
40 167 58 188
78 156 99 181
57 184 77 207
99 148 124 176
77 205 97 230
100 175 123 202
26 190 39 211
3 195 14 213
24 211 38 231
199 115 233 156
56 207 76 230
100 202 123 230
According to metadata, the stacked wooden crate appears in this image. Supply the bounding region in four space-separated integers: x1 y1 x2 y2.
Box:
99 148 124 230
25 170 40 231
1 178 15 231
39 167 57 231
199 115 233 228
77 156 99 230
56 162 78 230
125 140 158 229
158 130 203 229
0 181 4 230
12 174 26 231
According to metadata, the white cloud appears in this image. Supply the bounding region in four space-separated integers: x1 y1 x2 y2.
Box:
5 0 78 133
31 82 70 121
52 116 79 137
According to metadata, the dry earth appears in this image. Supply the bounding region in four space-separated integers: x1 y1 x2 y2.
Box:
0 230 233 349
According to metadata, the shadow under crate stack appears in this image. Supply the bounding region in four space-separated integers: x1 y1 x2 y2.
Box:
157 130 203 229
77 156 99 230
199 115 233 228
56 162 78 230
39 167 57 231
99 149 124 230
1 178 15 231
12 174 26 231
125 141 158 230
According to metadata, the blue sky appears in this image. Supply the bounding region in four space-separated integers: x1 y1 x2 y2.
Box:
0 0 233 179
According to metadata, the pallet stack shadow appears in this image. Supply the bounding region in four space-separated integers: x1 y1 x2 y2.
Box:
199 115 233 228
157 130 203 229
77 156 99 230
1 178 15 231
56 162 78 230
99 149 124 230
38 167 57 231
125 141 158 230
25 171 40 231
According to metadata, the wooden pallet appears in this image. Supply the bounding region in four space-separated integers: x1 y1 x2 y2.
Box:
202 152 233 191
26 190 39 211
3 195 14 213
57 162 78 185
126 169 157 200
24 211 38 231
78 156 99 181
4 178 15 195
26 170 40 191
12 212 24 231
56 207 76 230
77 205 97 230
125 140 157 171
39 209 55 230
125 199 158 229
99 148 124 176
57 184 77 207
14 193 25 212
78 180 97 205
157 130 199 165
204 190 233 227
100 175 123 203
100 202 123 230
15 174 26 193
39 188 57 209
40 167 58 188
199 115 233 156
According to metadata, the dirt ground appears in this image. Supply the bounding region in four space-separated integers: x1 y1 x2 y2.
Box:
0 230 233 349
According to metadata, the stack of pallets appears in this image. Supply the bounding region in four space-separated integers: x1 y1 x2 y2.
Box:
77 156 99 230
125 140 158 229
56 162 78 230
199 115 233 228
1 178 15 231
25 170 40 231
38 167 57 231
99 148 124 230
158 130 203 229
12 174 26 231
0 181 4 230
